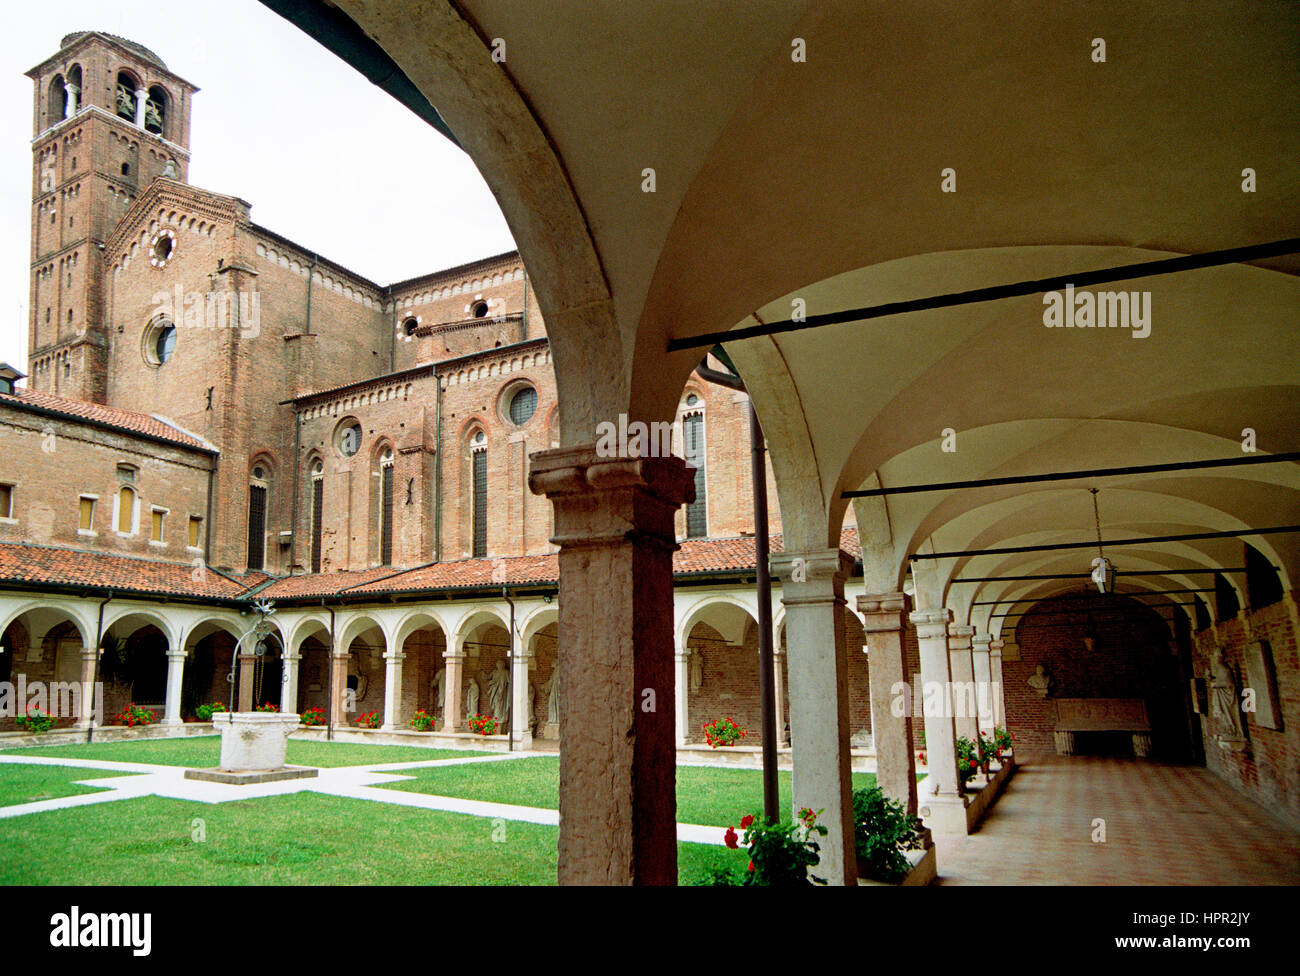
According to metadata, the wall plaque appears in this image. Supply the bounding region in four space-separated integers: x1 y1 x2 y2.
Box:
1242 640 1282 730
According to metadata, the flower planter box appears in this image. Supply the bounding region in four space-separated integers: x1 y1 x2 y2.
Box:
856 844 937 887
211 711 301 771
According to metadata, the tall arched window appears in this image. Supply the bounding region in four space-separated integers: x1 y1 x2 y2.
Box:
470 431 487 558
116 485 136 534
379 449 395 566
1245 543 1283 609
145 86 168 136
115 72 139 123
247 465 269 572
682 395 707 538
48 75 67 124
310 460 324 574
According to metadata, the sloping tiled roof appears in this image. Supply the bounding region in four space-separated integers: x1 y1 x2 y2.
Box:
0 530 862 604
0 543 253 599
0 389 216 453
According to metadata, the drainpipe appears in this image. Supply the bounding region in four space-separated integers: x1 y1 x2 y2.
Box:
502 584 515 752
304 252 317 335
388 287 397 374
520 267 529 342
203 459 216 568
695 352 778 825
87 591 113 744
289 407 301 575
434 366 443 562
324 598 336 742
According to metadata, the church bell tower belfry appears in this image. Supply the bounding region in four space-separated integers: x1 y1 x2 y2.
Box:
25 31 198 402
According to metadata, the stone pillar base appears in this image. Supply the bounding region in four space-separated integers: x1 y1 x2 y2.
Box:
1132 733 1152 758
542 722 560 741
918 793 971 836
1054 730 1076 755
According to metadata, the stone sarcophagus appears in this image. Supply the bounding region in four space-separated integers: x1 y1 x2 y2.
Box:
1052 698 1152 758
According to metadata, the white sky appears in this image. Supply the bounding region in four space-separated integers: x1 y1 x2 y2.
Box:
0 0 517 371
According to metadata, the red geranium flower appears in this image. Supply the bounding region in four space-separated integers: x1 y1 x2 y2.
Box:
724 827 739 849
739 814 754 829
747 861 754 872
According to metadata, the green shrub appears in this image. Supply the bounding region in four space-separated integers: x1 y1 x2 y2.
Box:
702 810 828 886
852 786 924 883
195 702 228 721
15 707 54 734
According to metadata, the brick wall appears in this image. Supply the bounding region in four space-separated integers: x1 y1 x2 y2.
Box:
1002 594 1193 760
1192 593 1300 827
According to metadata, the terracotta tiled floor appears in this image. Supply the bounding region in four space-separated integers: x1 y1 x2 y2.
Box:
934 757 1300 885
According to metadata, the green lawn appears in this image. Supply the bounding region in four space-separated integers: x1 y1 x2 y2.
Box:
0 792 746 885
380 755 879 827
0 764 138 807
1 736 487 768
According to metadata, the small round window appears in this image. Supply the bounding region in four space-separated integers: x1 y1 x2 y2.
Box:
149 229 175 268
143 316 176 366
337 421 363 457
508 386 538 425
686 393 700 407
471 300 489 319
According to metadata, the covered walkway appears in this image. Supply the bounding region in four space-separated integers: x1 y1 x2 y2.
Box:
935 758 1300 885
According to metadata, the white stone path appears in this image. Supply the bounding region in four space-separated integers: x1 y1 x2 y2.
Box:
0 752 727 845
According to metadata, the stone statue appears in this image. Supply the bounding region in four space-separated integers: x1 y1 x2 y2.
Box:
487 659 510 724
689 651 703 693
1026 664 1053 698
432 667 446 712
464 676 480 718
546 670 560 724
527 679 537 732
163 158 178 179
1208 647 1243 739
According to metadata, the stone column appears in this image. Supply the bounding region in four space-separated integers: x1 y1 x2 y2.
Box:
442 649 465 732
237 652 256 712
162 648 185 726
911 608 969 834
67 85 79 116
282 647 301 714
134 88 147 128
382 649 405 730
329 650 349 725
772 548 857 886
529 445 694 886
989 639 1007 728
858 592 917 816
948 624 978 741
77 647 98 729
674 642 691 747
511 640 533 749
972 633 994 734
773 645 789 747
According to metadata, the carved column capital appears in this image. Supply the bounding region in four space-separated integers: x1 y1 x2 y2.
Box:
972 633 992 652
909 607 952 640
858 592 908 633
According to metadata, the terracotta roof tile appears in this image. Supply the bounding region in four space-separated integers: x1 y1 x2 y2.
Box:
0 543 250 599
0 389 216 453
0 531 861 603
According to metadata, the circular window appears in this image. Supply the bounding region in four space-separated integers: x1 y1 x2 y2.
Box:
471 430 486 447
149 229 175 268
143 316 176 366
471 300 489 319
337 421 363 457
508 386 538 425
252 466 265 480
686 393 700 407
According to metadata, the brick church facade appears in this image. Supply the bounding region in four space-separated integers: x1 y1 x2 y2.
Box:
1 31 876 751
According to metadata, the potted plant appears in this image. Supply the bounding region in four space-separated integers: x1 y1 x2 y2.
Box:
15 706 54 734
699 808 829 886
354 710 382 729
409 709 434 732
467 713 498 736
702 716 746 748
300 707 325 727
195 702 227 722
955 735 980 788
994 725 1014 759
852 786 926 883
254 702 280 713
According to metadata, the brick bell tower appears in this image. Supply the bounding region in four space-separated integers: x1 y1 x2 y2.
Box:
25 32 198 402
